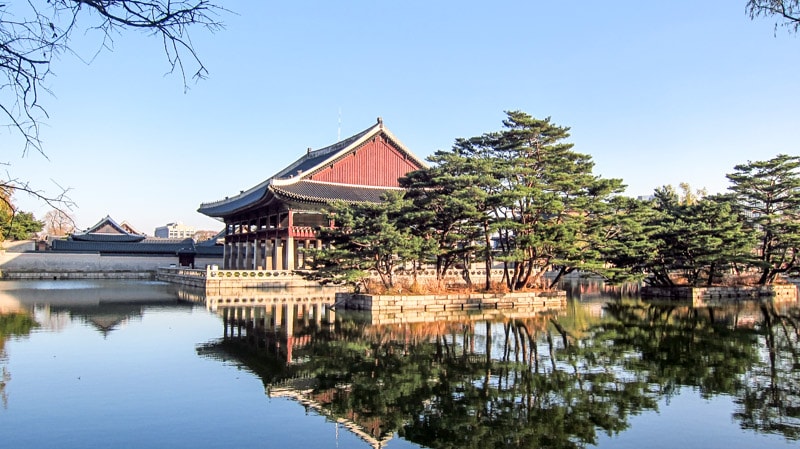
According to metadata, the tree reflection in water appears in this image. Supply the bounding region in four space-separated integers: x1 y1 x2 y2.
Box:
0 312 37 409
197 293 800 448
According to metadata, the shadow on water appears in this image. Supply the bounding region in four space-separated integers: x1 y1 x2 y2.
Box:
189 280 800 448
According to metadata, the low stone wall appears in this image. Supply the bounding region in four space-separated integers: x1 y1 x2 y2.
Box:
641 284 798 302
0 251 221 280
337 290 567 312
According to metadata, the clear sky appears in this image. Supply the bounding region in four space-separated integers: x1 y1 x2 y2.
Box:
6 1 799 235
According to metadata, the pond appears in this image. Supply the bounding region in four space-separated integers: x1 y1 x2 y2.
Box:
0 279 798 448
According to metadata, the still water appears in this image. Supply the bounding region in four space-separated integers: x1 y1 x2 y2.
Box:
0 279 798 449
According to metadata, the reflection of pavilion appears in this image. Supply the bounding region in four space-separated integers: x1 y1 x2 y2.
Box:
1 281 187 335
269 379 394 449
195 288 398 448
202 287 339 364
197 288 569 449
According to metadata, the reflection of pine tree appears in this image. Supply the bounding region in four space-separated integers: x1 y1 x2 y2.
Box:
734 304 800 440
0 312 38 410
1 366 9 409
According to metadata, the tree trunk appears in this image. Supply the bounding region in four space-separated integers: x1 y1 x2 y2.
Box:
462 253 473 290
483 221 493 291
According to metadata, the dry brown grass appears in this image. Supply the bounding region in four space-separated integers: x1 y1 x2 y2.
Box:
360 278 530 295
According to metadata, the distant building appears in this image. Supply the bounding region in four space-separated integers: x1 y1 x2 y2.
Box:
50 215 223 267
154 222 196 239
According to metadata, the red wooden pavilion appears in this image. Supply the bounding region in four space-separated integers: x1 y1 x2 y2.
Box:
197 118 427 270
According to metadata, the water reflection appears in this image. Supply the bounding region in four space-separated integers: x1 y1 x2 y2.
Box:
196 283 800 448
1 280 798 448
0 280 191 413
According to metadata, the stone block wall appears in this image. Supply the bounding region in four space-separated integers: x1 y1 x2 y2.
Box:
0 252 207 279
337 290 567 313
641 284 798 302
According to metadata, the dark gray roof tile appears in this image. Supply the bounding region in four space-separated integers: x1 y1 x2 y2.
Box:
271 180 398 204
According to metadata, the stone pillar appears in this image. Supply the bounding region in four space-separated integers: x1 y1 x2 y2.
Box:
275 303 284 331
266 240 274 270
243 240 251 270
312 304 321 325
285 236 295 270
284 304 295 337
297 240 306 269
285 304 295 364
235 241 244 270
255 239 264 270
275 239 284 271
223 307 230 339
324 304 335 327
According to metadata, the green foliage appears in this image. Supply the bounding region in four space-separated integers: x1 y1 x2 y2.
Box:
606 190 755 287
0 210 44 241
0 312 37 339
726 154 800 284
400 148 493 289
594 196 661 284
304 191 431 290
438 111 625 291
306 110 799 290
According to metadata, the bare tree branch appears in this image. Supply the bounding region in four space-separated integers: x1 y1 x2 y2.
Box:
747 0 800 34
1 1 225 217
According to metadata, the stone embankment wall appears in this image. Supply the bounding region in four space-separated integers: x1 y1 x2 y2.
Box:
338 290 567 313
641 284 798 302
0 251 220 280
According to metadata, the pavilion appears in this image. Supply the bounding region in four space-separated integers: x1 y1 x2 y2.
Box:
197 118 427 271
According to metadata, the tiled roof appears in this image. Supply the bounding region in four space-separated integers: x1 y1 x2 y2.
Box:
51 238 195 254
71 234 146 243
195 244 224 257
196 181 271 217
81 215 129 234
198 119 425 218
271 180 400 204
274 126 376 180
72 215 147 241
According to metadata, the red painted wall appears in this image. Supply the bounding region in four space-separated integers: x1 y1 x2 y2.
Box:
310 134 421 186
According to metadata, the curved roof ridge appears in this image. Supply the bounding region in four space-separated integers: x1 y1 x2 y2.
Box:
273 121 383 182
198 178 272 209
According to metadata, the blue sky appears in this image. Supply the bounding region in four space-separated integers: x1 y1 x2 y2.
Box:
6 1 799 235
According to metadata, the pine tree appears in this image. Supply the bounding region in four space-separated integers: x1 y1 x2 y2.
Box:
726 154 800 284
456 111 624 290
305 191 428 291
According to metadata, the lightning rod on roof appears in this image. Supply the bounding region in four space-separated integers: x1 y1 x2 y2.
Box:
337 108 341 142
